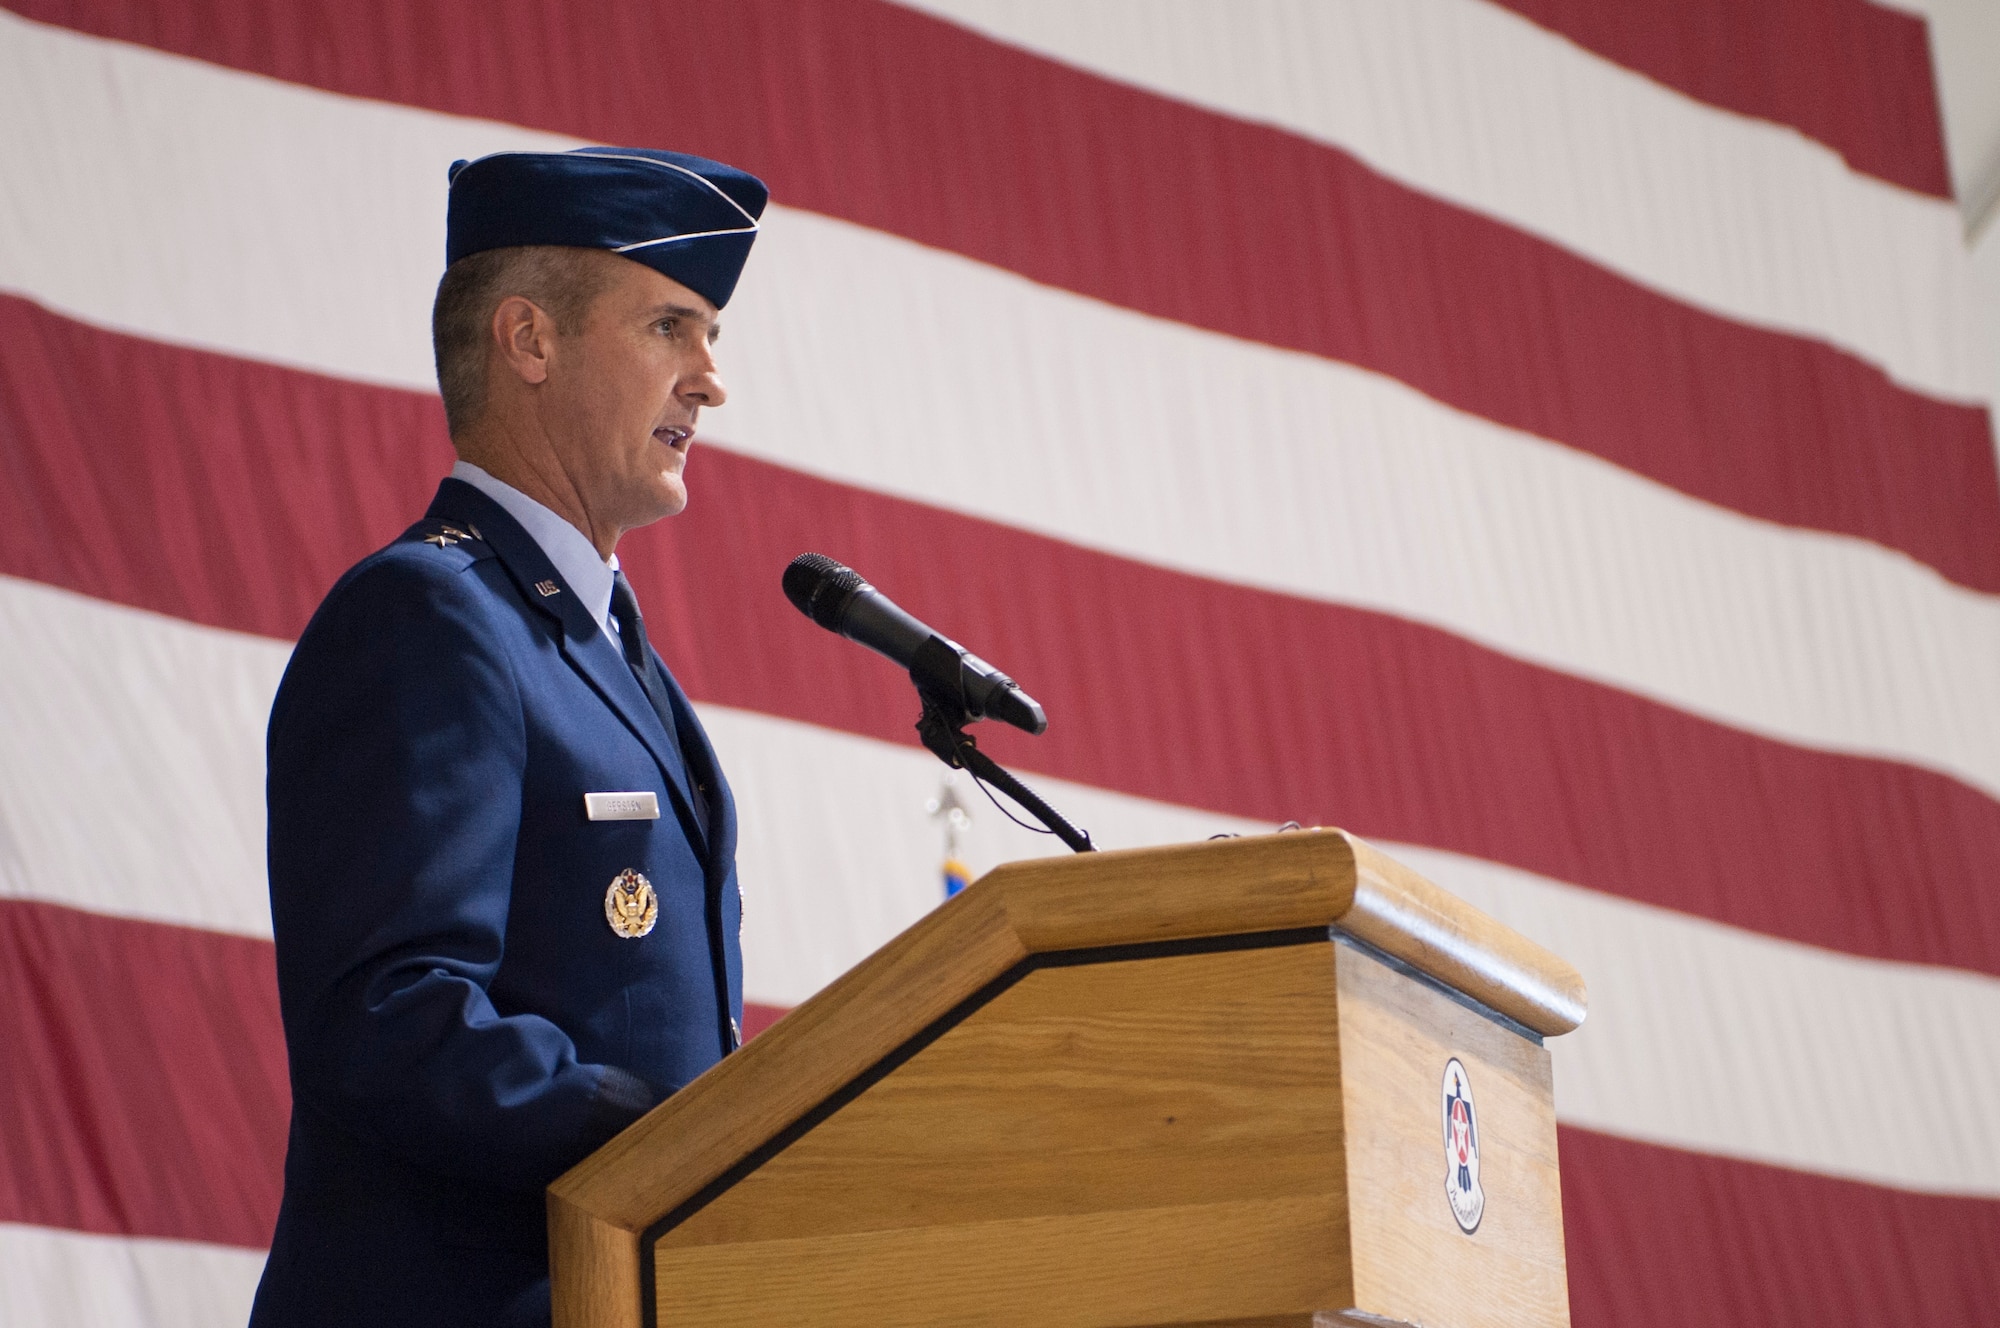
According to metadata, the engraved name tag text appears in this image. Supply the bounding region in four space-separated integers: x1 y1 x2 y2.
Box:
584 791 660 821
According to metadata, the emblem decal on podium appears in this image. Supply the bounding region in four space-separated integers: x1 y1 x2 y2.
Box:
1441 1057 1484 1233
605 868 659 938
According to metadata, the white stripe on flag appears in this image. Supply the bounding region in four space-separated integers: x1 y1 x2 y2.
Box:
0 1223 265 1328
0 577 279 937
0 7 565 391
1388 840 2000 1200
5 576 1998 1197
896 0 1989 403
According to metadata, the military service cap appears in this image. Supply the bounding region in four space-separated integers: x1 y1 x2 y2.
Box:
445 147 767 309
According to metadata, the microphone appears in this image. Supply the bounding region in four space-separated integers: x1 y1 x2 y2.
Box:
782 553 1048 735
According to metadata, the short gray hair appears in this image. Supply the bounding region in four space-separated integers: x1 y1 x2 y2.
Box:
430 246 612 436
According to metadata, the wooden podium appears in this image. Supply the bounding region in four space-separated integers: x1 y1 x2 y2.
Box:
549 829 1587 1328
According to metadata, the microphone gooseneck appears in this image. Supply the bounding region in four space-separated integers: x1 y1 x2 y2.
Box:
781 553 1091 853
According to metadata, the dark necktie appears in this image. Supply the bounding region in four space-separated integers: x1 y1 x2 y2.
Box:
609 571 709 830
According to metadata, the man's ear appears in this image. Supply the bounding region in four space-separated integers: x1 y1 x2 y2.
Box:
490 295 556 386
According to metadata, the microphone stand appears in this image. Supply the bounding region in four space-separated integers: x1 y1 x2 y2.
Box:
909 640 1094 854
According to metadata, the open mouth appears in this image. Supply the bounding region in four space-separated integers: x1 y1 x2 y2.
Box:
654 424 692 452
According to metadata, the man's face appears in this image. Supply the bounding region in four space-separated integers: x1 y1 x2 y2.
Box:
538 253 727 533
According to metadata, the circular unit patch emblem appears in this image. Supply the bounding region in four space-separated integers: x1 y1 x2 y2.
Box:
1441 1057 1484 1234
604 868 659 939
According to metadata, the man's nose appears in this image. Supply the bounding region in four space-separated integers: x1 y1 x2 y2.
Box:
680 343 727 409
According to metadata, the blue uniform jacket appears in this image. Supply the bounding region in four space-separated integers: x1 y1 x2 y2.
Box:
250 478 741 1328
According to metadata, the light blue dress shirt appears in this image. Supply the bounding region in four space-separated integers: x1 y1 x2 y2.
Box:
450 459 622 646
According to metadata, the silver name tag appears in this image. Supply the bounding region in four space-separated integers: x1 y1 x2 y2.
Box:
584 791 660 821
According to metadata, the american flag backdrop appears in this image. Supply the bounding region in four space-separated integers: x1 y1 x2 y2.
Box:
3 1 1999 1323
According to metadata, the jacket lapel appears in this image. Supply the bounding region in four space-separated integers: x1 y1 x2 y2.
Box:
427 481 707 854
658 661 736 885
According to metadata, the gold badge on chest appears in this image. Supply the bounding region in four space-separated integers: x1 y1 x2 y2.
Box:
604 868 658 939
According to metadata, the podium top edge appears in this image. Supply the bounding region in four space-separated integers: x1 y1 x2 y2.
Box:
975 829 1586 1039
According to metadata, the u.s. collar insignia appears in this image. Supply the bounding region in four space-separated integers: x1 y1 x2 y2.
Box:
1441 1057 1484 1233
604 868 658 939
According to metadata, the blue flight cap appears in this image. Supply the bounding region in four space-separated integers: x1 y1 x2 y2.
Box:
445 147 768 310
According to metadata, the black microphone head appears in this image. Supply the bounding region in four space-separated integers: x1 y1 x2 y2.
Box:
783 553 868 631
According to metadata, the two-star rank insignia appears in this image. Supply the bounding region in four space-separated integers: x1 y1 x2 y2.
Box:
421 522 481 549
604 868 659 939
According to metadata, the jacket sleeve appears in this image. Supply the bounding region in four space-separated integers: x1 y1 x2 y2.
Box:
266 552 653 1193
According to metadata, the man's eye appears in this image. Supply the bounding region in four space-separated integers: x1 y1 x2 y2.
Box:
658 319 677 336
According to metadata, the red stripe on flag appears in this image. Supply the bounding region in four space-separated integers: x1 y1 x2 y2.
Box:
655 450 2000 981
0 294 450 636
1560 1127 2000 1326
3 295 1998 977
0 899 287 1249
0 896 788 1249
1489 0 1952 199
14 0 1999 590
740 1003 787 1042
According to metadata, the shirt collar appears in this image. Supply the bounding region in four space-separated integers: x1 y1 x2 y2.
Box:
449 460 619 642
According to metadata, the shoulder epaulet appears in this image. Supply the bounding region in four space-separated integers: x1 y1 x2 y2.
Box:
398 517 495 565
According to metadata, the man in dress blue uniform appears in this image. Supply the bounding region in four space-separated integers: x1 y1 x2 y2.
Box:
249 147 766 1328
